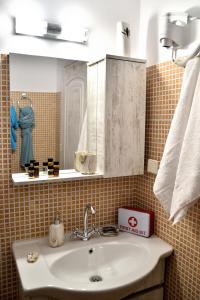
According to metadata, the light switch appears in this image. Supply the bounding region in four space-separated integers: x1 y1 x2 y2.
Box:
147 159 159 175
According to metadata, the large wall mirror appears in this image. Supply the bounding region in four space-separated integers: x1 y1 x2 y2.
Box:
10 53 96 174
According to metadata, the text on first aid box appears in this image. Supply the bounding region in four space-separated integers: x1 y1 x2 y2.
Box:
118 207 154 237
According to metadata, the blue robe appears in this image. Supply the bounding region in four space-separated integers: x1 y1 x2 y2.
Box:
10 105 18 151
18 106 35 167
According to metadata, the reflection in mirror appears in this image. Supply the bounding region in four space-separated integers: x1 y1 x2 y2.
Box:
10 53 95 174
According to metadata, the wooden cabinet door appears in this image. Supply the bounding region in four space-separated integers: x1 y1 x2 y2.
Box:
104 58 146 177
87 56 146 178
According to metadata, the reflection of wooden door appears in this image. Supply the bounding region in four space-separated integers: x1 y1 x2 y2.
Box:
61 62 87 169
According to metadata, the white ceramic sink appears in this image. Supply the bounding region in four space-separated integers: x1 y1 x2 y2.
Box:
50 242 148 284
12 232 173 300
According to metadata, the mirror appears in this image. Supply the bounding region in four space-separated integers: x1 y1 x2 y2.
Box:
10 53 93 174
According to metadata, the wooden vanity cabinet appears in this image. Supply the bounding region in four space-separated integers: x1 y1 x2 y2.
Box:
87 55 146 178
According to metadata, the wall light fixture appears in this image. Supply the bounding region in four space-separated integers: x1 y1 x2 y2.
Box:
14 17 89 44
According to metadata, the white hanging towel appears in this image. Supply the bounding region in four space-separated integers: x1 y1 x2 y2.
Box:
153 57 200 224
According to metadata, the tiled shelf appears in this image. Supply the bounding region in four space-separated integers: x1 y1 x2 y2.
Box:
12 169 103 185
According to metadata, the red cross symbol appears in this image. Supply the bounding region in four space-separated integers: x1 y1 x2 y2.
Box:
128 216 138 228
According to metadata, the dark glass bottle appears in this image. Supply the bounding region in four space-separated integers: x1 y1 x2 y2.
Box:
48 166 54 177
53 161 60 176
33 162 39 178
28 166 35 179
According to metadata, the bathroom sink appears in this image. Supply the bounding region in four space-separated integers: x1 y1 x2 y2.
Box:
12 232 173 300
50 242 148 284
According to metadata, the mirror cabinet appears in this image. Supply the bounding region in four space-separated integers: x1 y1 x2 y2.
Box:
10 53 146 184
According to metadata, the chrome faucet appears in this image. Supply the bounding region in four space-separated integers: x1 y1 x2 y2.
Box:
71 204 99 241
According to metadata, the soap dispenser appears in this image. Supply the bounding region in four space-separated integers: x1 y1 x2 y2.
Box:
49 212 65 248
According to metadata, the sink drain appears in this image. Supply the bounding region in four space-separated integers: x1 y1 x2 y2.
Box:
89 275 103 282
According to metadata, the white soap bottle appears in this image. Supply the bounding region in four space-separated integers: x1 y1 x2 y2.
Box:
49 212 65 248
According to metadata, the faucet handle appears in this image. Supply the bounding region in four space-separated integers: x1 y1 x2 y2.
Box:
70 228 80 239
92 224 101 237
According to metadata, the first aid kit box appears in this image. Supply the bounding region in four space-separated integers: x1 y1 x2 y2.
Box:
118 207 154 238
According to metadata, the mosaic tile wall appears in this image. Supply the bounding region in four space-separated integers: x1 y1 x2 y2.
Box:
0 54 136 299
0 54 199 300
10 91 60 173
135 62 200 300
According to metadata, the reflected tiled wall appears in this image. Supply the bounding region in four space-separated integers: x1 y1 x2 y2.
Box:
10 91 60 173
0 54 200 300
